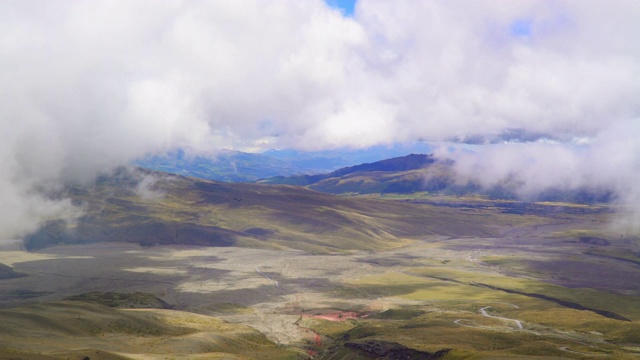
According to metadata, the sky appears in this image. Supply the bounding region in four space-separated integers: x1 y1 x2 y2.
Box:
1 0 639 237
325 0 357 17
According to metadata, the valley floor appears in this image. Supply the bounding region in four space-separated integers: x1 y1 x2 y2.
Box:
1 211 639 359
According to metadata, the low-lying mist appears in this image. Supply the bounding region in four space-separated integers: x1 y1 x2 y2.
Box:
436 120 640 231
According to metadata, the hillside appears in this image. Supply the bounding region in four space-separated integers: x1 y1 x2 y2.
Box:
23 167 501 253
0 300 302 359
258 153 447 190
260 154 614 203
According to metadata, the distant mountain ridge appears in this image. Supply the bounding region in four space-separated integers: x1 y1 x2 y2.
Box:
259 154 438 187
263 142 433 172
260 154 614 203
137 149 613 204
134 149 295 182
134 143 433 182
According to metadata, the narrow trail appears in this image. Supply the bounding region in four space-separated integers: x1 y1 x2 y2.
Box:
453 303 522 330
255 267 283 290
454 304 609 357
479 306 523 329
558 346 608 357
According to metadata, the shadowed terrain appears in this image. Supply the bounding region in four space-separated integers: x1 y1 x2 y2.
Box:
24 168 502 253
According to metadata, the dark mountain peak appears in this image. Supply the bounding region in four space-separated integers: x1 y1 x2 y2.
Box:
329 153 436 177
257 153 438 187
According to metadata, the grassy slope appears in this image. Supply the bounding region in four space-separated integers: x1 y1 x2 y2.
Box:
323 250 640 359
316 272 640 358
0 301 302 359
24 169 515 253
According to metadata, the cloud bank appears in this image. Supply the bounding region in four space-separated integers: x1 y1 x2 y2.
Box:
1 0 639 235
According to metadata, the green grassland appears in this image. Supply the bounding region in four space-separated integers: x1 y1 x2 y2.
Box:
0 301 303 359
322 254 640 359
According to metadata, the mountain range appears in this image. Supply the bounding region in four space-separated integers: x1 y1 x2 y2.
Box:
260 153 614 203
134 142 433 182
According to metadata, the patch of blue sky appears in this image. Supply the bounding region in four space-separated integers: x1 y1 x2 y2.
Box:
325 0 356 17
510 19 533 37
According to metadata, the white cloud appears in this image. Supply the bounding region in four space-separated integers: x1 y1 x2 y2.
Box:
0 0 639 235
437 120 640 229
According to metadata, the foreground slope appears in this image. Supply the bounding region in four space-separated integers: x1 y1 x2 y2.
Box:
0 300 302 359
24 168 501 253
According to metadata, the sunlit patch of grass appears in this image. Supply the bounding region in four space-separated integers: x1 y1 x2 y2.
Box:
347 265 640 351
516 307 640 343
0 301 304 359
546 229 609 239
349 271 518 303
369 307 426 320
404 266 640 321
200 303 254 315
535 201 599 208
298 317 356 339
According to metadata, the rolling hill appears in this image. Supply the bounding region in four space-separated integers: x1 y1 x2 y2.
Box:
0 300 302 359
23 167 501 254
258 153 478 196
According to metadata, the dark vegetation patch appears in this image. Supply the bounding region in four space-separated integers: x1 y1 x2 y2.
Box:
471 282 631 321
23 220 240 251
356 254 423 267
413 199 612 217
584 248 640 266
532 258 640 292
65 292 173 309
0 263 27 280
242 227 275 237
342 340 450 359
580 236 610 246
0 290 52 302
